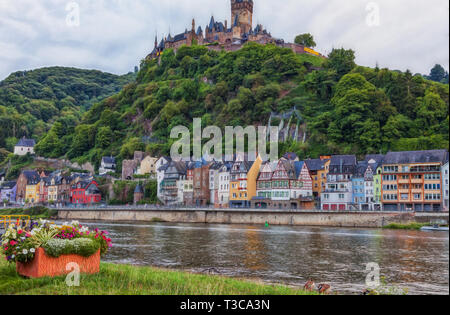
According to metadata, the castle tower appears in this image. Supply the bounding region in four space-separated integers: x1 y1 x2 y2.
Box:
231 0 253 35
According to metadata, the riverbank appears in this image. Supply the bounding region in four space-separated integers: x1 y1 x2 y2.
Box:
57 208 449 228
0 206 57 219
0 254 317 295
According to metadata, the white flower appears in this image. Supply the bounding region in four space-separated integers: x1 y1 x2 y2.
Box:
22 249 28 255
30 248 35 253
11 255 15 259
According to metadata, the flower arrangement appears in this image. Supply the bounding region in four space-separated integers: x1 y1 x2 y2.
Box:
2 220 112 263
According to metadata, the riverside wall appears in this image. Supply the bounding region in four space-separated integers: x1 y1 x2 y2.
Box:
56 209 449 228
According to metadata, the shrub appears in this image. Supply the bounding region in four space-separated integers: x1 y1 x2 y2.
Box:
43 238 99 258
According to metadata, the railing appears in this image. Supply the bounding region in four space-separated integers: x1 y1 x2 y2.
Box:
0 215 31 230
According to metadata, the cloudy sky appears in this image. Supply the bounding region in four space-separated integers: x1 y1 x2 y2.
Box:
0 0 448 80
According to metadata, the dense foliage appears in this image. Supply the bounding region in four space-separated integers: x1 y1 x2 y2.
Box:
30 43 450 165
0 67 135 153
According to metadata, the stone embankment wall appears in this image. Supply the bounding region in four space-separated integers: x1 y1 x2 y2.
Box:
57 209 448 228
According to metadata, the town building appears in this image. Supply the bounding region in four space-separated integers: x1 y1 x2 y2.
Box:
209 161 223 207
71 180 102 204
182 162 195 206
255 161 275 202
351 162 367 211
99 156 116 175
160 161 187 206
16 170 41 204
156 156 172 202
381 150 448 212
321 155 357 211
443 153 449 211
147 0 323 61
193 160 210 206
0 181 17 204
14 137 35 156
137 156 158 177
305 157 330 200
217 163 232 208
229 155 262 208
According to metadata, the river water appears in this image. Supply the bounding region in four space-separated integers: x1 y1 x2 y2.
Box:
79 221 449 295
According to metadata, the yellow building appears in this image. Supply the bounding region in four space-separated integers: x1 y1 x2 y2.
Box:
305 158 330 198
229 155 262 208
25 181 40 204
138 156 158 176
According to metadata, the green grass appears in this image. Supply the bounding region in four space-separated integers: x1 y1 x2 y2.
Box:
0 207 57 219
383 222 428 230
0 254 317 295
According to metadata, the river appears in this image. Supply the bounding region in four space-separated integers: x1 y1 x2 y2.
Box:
78 221 449 295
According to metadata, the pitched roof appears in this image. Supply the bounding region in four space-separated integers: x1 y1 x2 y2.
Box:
283 152 298 161
294 161 304 178
1 181 16 190
383 150 448 165
16 137 36 147
22 170 40 184
329 155 357 174
354 161 369 178
102 156 116 164
304 159 326 171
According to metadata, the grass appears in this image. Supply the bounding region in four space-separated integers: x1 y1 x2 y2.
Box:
0 254 317 295
0 207 57 219
383 222 428 230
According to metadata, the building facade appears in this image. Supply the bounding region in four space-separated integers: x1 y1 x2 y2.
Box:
381 150 447 212
321 155 357 211
442 159 449 211
99 157 116 175
0 181 16 204
71 180 102 204
14 137 35 156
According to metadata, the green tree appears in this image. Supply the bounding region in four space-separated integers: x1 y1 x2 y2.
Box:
428 64 447 83
294 33 317 48
326 48 356 79
96 126 113 149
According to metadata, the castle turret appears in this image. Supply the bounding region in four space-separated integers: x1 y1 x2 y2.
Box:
231 0 253 35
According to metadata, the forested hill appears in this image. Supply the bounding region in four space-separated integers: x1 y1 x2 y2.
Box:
33 43 449 170
0 67 136 153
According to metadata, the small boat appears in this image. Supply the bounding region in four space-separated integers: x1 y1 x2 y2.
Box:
421 225 449 232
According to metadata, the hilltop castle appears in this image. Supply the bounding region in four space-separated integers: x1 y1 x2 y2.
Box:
148 0 322 59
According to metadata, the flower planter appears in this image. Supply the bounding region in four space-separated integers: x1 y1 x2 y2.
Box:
16 247 100 278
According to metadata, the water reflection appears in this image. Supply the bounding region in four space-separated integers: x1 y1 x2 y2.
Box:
78 221 449 295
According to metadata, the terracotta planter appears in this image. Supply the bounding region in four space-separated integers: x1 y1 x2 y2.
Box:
16 248 100 278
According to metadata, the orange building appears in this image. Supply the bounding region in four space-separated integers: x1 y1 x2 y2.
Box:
305 157 330 199
381 150 447 212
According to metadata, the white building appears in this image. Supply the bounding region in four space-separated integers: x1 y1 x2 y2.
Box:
99 156 116 175
218 163 231 208
14 137 35 156
321 155 357 211
443 157 449 211
209 162 223 206
156 156 172 202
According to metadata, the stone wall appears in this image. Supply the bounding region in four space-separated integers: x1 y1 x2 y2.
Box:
57 209 448 228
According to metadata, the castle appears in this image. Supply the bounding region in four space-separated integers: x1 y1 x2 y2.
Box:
148 0 323 59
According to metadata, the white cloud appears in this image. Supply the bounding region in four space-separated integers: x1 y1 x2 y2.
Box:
0 0 448 80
